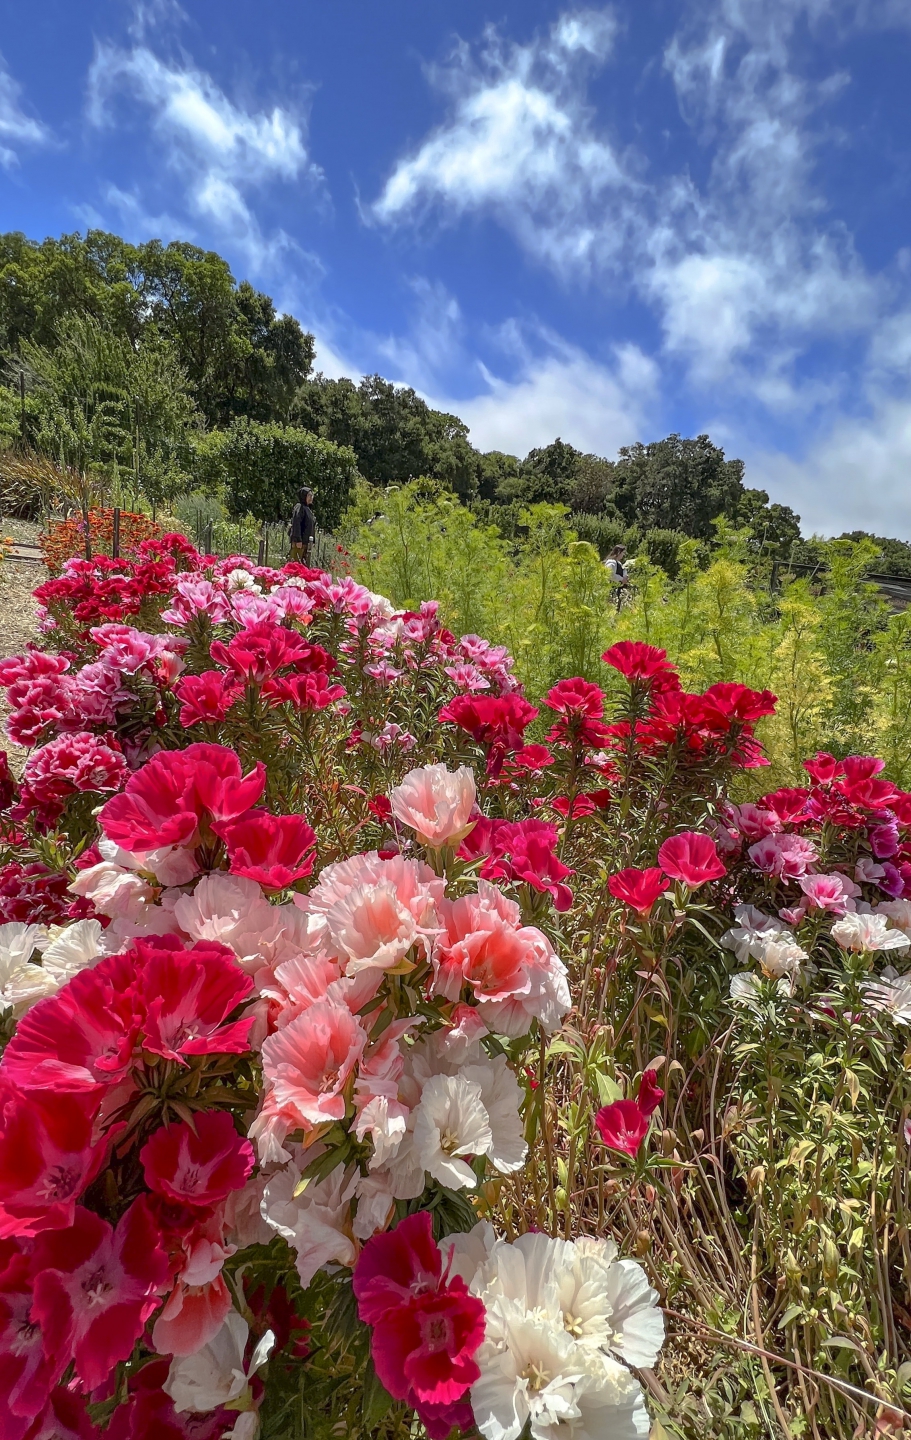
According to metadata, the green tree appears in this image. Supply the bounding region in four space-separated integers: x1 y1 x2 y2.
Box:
611 433 746 538
196 419 358 531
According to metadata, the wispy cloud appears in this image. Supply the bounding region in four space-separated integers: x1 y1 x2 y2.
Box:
0 54 51 169
86 42 322 269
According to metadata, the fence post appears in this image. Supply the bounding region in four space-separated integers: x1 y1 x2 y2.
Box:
257 536 265 566
112 507 121 560
205 519 214 555
264 529 269 567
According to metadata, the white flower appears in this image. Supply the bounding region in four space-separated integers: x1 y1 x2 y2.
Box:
863 966 911 1023
41 919 104 983
722 908 793 966
412 1073 492 1189
0 921 56 1015
462 1056 528 1174
261 1157 358 1289
751 934 807 981
831 912 910 953
352 1171 397 1239
471 1303 649 1440
69 860 155 921
354 1095 409 1169
729 973 792 1010
164 1311 274 1413
388 762 477 847
876 900 911 936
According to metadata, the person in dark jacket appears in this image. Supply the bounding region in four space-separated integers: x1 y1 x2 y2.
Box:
290 488 316 560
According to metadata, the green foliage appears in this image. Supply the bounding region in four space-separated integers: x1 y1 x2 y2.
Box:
194 420 358 530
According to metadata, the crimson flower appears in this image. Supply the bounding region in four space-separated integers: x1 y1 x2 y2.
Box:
608 867 670 914
31 1198 169 1392
0 1083 108 1239
459 818 574 910
760 787 811 823
657 831 727 888
545 678 605 717
437 694 538 775
134 939 254 1063
174 671 240 727
595 1099 650 1157
353 1213 484 1422
701 681 777 723
802 751 844 785
0 1246 66 1430
141 1111 254 1210
1 952 140 1092
213 809 317 889
98 743 266 852
636 1068 665 1116
602 641 678 685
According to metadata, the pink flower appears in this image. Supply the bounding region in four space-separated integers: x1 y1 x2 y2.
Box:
301 851 445 975
99 743 266 853
135 940 254 1064
353 1212 484 1418
389 764 477 847
0 1083 107 1238
174 672 240 727
748 832 818 880
161 577 232 627
608 867 670 914
544 678 611 748
210 621 318 681
798 871 859 914
262 671 346 710
151 1273 234 1359
31 1197 169 1391
141 1111 254 1210
724 802 781 842
260 999 367 1130
213 809 317 889
657 832 727 888
0 1245 66 1427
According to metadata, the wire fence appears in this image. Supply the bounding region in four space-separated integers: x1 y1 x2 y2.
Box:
188 514 340 572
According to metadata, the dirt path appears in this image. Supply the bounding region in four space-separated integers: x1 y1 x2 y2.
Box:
0 521 46 774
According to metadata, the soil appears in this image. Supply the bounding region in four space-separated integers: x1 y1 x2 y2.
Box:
0 520 46 775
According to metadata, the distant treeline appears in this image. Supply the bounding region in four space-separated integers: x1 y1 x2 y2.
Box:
1 227 909 575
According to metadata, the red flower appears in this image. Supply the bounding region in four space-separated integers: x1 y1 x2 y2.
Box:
31 1198 169 1392
602 641 677 685
174 671 240 727
701 682 777 723
545 678 605 717
636 1069 665 1116
657 831 727 888
21 733 128 806
98 743 266 852
213 809 317 889
0 1083 108 1239
141 1111 254 1210
353 1212 484 1417
608 867 669 914
760 787 810 823
438 694 538 775
594 1099 650 1157
504 744 554 775
134 940 254 1064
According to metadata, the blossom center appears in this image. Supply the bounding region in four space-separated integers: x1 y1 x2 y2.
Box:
82 1266 114 1307
37 1162 81 1201
521 1359 551 1393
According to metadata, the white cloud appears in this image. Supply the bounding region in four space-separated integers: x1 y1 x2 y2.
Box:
86 43 320 268
748 395 911 535
428 327 658 459
371 12 635 278
0 56 50 168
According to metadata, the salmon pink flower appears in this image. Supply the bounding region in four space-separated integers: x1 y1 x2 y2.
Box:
389 763 477 848
0 1083 108 1238
31 1197 169 1391
213 810 317 889
260 999 367 1129
657 832 727 888
98 743 266 853
141 1111 254 1210
608 867 670 914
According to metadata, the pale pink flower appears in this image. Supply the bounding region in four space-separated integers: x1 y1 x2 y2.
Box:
389 763 477 847
831 912 911 953
261 1155 359 1289
298 852 444 975
799 871 859 914
748 833 818 879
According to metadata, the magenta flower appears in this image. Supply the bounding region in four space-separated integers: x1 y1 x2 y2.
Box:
135 940 254 1064
657 831 727 888
174 671 240 727
141 1111 254 1211
98 743 266 853
0 1083 108 1239
31 1197 169 1391
213 809 317 889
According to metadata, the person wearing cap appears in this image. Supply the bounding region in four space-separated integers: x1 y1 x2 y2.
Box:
290 487 316 561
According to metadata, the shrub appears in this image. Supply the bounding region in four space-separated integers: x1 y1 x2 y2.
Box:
194 418 359 531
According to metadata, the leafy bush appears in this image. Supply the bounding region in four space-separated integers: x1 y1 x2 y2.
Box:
193 418 358 530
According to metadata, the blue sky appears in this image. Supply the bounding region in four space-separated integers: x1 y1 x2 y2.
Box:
2 1 911 535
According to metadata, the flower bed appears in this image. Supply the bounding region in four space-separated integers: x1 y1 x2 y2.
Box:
0 538 909 1438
